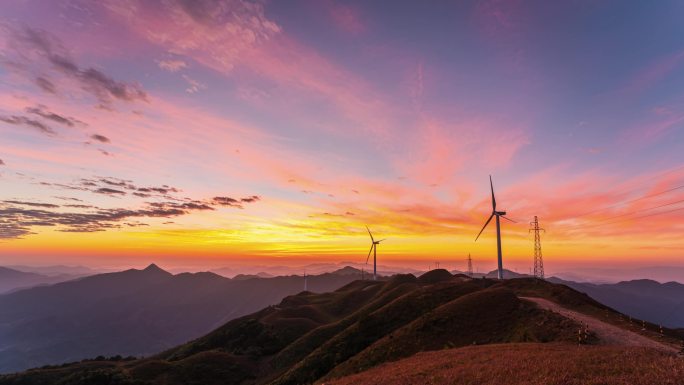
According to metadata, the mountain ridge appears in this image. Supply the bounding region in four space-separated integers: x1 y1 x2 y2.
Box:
0 267 83 294
0 264 362 373
3 271 678 384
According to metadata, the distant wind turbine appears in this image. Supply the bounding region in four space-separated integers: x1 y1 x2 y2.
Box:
303 270 308 291
475 176 516 280
365 226 385 281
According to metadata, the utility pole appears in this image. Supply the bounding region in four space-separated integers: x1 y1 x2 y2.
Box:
467 253 473 277
529 216 545 279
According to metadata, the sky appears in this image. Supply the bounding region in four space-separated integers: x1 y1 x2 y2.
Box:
1 0 684 273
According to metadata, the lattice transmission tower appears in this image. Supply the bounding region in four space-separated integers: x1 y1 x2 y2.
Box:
467 253 473 277
529 216 545 279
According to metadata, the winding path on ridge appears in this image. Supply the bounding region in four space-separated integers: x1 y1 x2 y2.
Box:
521 297 678 353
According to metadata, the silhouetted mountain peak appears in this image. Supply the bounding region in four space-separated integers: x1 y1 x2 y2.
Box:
142 263 170 275
331 266 362 276
232 274 262 280
616 278 659 287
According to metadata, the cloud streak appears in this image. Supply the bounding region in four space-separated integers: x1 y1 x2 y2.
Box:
0 174 262 238
0 115 55 135
25 105 86 127
1 25 148 106
91 134 111 143
157 59 188 72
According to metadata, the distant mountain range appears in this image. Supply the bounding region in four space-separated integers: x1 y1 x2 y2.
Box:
5 264 97 277
3 263 684 376
548 277 684 328
0 267 85 294
210 261 421 278
0 264 361 373
2 271 678 385
551 266 684 284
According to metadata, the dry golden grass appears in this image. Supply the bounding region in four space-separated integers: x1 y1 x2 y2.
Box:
324 343 684 385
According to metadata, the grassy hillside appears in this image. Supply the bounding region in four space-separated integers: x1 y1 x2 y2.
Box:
326 343 684 385
322 287 578 381
0 270 677 385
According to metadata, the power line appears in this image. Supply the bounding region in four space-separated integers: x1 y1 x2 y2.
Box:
579 198 684 227
563 163 684 220
578 206 684 229
570 183 684 220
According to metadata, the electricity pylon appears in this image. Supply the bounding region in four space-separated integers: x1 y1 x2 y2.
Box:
467 253 473 277
529 216 545 279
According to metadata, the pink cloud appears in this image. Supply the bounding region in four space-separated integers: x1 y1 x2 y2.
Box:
99 1 400 141
326 1 366 35
102 0 280 72
157 59 188 72
620 50 684 96
395 117 529 186
496 163 684 241
621 107 684 144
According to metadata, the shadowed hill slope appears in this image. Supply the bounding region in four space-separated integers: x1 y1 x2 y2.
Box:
1 271 679 385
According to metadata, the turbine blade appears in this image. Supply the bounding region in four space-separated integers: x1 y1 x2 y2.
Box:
366 225 374 242
501 216 517 223
475 214 494 241
377 238 387 243
365 244 374 264
489 175 496 211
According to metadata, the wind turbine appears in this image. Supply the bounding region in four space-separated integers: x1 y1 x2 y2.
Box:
475 176 516 280
303 270 308 291
365 226 385 281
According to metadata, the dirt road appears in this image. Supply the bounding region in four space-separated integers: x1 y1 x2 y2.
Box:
522 297 678 353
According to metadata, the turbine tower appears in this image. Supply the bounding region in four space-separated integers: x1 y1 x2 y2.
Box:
475 176 515 280
304 271 308 291
365 226 385 281
529 216 545 279
467 253 473 277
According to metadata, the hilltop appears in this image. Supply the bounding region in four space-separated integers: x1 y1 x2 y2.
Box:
2 270 678 384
